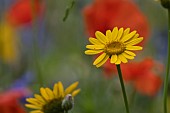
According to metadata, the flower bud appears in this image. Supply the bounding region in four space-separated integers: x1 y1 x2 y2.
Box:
62 94 74 111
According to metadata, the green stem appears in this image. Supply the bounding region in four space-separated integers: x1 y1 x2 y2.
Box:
31 0 43 86
163 8 170 113
63 0 75 22
116 64 130 113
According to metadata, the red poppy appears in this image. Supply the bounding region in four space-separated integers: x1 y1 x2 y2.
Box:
133 72 162 96
103 58 163 96
6 0 44 26
83 0 150 45
0 89 29 113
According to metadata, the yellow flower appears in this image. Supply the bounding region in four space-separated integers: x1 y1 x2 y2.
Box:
85 27 143 67
0 21 19 64
25 81 80 113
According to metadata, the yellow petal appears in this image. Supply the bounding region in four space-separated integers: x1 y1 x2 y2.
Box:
106 30 112 43
124 50 136 56
132 33 139 39
45 88 55 100
122 52 134 60
96 54 109 67
26 98 42 106
122 28 130 37
65 81 79 96
58 81 64 98
89 37 102 45
40 88 49 101
25 104 41 109
115 58 121 64
118 54 128 63
126 46 143 50
30 110 43 113
95 31 106 44
111 27 118 42
34 94 46 103
116 28 124 40
125 37 143 46
85 50 103 55
86 45 105 50
93 53 107 65
110 54 117 63
121 30 137 42
72 89 81 97
53 83 59 98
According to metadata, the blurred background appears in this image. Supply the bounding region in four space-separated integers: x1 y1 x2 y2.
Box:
0 0 169 113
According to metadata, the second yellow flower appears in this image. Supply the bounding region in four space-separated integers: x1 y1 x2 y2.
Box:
85 27 143 67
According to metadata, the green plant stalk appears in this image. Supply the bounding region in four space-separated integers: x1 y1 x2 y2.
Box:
163 8 170 113
31 0 43 86
63 0 75 22
116 64 130 113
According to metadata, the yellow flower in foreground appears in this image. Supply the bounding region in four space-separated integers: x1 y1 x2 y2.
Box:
85 27 143 67
25 81 80 113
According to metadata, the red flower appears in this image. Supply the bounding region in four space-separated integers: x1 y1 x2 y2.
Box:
103 58 163 96
133 72 162 96
6 0 44 27
83 0 150 45
0 89 29 113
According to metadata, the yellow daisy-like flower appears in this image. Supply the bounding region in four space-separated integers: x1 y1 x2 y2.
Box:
25 81 80 113
85 27 143 67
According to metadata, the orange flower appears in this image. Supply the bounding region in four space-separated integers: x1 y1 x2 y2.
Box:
83 0 150 45
6 0 44 26
103 58 163 96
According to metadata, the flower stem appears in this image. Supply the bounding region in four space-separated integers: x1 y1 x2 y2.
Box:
63 0 75 22
163 8 170 113
31 0 43 86
116 64 130 113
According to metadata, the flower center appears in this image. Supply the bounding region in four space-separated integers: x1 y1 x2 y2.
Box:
104 41 125 55
43 99 64 113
